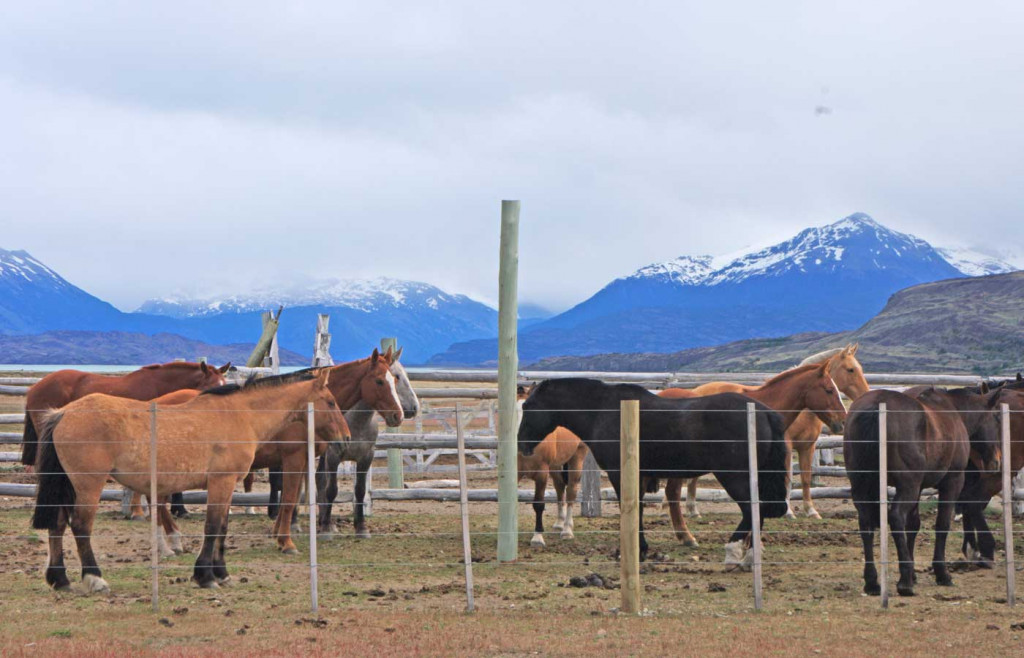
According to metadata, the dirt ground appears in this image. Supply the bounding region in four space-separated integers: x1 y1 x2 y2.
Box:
3 388 1024 656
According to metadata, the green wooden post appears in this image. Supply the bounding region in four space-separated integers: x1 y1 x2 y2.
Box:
246 306 283 368
381 337 404 489
497 200 520 562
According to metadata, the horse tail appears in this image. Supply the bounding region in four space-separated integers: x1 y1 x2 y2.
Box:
32 411 74 530
758 409 789 519
20 411 39 466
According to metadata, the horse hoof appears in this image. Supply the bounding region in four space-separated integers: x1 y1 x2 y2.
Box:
806 509 822 520
198 580 220 589
683 537 699 548
244 507 256 516
784 510 796 520
864 583 881 596
282 547 298 555
560 529 575 541
953 513 963 522
530 534 546 548
897 584 916 597
216 576 233 587
355 529 371 540
936 576 954 587
82 574 110 596
317 532 336 542
552 522 564 531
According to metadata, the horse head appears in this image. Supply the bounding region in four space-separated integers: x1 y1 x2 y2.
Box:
193 361 230 390
387 346 420 419
828 344 869 401
359 347 405 427
805 356 847 435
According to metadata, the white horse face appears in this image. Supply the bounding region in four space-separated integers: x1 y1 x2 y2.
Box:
389 359 420 419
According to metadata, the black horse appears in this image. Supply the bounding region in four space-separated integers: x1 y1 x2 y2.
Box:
517 378 789 568
845 387 1001 597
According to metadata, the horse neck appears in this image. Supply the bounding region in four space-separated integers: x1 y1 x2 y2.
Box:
326 358 372 410
195 383 312 440
750 369 817 427
125 366 200 396
345 401 378 432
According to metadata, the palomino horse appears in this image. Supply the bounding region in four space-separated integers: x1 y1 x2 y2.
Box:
845 387 1000 596
32 370 349 593
959 387 1023 567
659 356 848 546
520 426 589 548
315 349 420 539
20 361 230 466
518 379 789 569
259 348 407 551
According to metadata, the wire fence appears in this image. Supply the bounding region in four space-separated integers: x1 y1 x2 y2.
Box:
2 399 1022 613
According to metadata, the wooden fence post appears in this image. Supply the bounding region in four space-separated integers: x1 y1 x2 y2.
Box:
620 400 641 614
497 200 520 563
149 403 159 612
246 306 283 368
456 403 476 612
747 402 763 610
879 402 889 609
312 314 334 367
382 337 404 489
1001 403 1016 607
307 402 319 613
579 451 603 518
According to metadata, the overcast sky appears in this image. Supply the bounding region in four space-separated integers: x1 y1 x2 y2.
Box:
2 2 1022 311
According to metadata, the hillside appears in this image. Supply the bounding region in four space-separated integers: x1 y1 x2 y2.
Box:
430 213 1013 365
0 331 307 366
530 271 1024 375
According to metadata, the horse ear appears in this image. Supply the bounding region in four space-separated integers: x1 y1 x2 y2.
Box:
316 368 331 389
200 362 210 374
371 348 380 364
383 345 395 363
980 382 990 394
218 362 232 374
394 346 403 363
851 343 860 355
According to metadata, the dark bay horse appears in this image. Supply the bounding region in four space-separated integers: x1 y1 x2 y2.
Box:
518 378 789 569
315 351 420 539
32 370 349 593
659 356 848 544
959 388 1023 567
20 361 230 466
845 387 1000 596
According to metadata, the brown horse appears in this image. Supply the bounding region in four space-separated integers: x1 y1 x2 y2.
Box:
519 427 589 548
20 361 231 467
659 355 848 546
132 348 406 555
32 369 350 593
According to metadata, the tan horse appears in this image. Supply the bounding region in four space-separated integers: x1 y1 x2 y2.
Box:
31 369 350 593
659 354 849 546
21 361 230 467
132 348 406 555
519 427 589 547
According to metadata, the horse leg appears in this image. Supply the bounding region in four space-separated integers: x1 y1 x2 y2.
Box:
243 471 256 515
213 509 232 585
932 474 962 587
720 473 754 571
273 454 306 554
686 478 701 518
194 476 234 588
353 455 373 539
129 490 147 521
170 492 189 518
531 470 548 548
784 443 796 519
906 505 921 585
551 468 565 531
266 467 281 521
68 490 109 595
965 501 996 568
797 446 820 519
151 498 175 558
562 460 580 541
665 478 698 547
44 507 71 591
889 492 917 596
157 497 184 555
317 454 340 538
853 501 880 595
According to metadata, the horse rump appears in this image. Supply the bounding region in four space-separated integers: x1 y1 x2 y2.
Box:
757 410 790 519
31 411 75 530
20 411 38 466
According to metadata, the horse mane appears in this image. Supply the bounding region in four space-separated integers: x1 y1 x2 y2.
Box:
200 371 315 396
761 363 823 387
798 348 844 367
141 362 203 371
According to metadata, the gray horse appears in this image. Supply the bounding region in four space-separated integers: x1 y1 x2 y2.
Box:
314 354 420 538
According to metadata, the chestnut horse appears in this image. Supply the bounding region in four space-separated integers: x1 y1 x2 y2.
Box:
32 370 349 592
659 355 848 546
520 427 589 548
20 361 230 467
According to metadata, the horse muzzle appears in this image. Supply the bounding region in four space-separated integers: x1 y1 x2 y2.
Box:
383 411 404 428
828 420 845 435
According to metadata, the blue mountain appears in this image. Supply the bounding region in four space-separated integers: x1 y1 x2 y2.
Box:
428 214 1014 365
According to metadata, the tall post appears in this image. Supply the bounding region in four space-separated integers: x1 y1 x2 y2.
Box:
1001 403 1016 607
579 451 603 518
497 200 520 562
879 403 889 609
149 403 159 612
456 403 476 612
620 400 641 614
307 402 319 613
247 306 283 368
746 402 763 610
312 314 334 367
382 337 404 489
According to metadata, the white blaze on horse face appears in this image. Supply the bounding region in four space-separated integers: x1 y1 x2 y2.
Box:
384 370 402 420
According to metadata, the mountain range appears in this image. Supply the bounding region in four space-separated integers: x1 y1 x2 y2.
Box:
428 213 1020 365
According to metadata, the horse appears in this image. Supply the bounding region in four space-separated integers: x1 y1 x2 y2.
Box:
518 378 789 569
519 426 589 548
959 387 1024 567
20 361 230 467
314 348 420 539
659 355 849 545
844 387 1000 596
31 369 350 593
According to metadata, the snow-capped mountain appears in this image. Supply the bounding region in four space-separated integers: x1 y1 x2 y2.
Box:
431 213 1002 364
935 247 1018 277
138 277 478 318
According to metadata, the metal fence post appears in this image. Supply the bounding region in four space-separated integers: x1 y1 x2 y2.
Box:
307 402 319 613
879 402 889 609
620 400 641 614
747 402 763 610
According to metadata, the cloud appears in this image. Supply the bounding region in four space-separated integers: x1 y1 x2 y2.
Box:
1 1 1023 310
